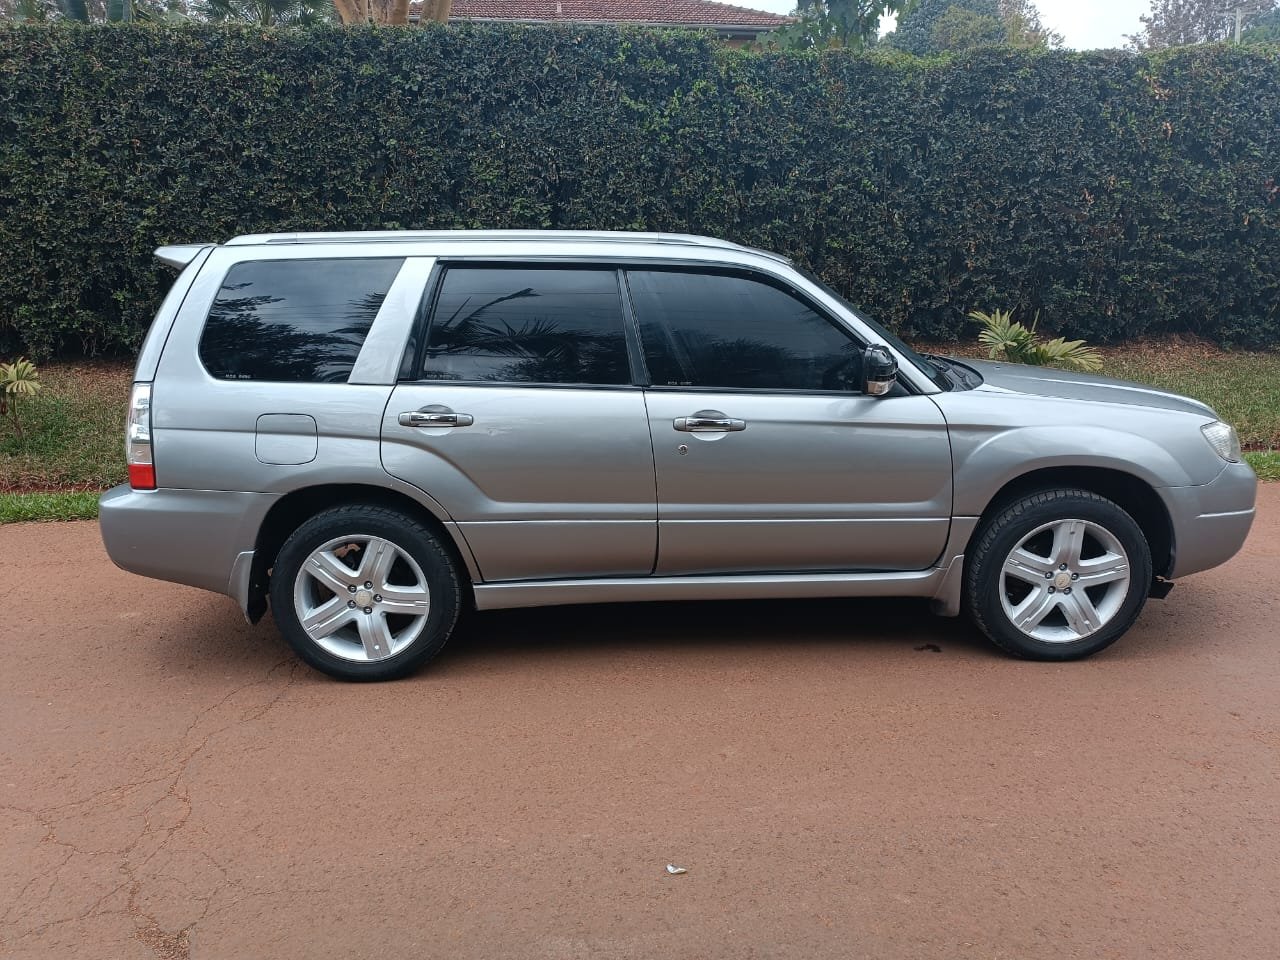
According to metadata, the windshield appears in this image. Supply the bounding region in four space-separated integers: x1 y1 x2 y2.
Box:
794 266 943 387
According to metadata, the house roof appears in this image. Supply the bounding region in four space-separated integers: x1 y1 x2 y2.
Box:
410 0 794 28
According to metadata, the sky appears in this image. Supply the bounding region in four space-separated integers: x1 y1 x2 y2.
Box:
733 0 1154 50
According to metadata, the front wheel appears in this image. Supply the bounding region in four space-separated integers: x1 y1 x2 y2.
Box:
965 489 1153 661
269 505 462 681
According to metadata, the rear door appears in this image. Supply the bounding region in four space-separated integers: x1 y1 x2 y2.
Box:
627 267 953 576
381 264 657 582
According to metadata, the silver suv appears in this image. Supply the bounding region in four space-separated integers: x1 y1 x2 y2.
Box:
100 231 1257 680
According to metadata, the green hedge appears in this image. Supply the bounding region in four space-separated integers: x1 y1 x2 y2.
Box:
1 25 1278 356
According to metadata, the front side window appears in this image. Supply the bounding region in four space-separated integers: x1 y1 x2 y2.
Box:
627 270 863 392
421 267 631 385
199 258 404 383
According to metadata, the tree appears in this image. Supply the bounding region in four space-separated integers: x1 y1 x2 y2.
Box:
771 0 913 50
332 0 437 24
998 0 1063 48
1128 0 1277 49
886 0 1066 52
53 0 185 20
930 4 1005 50
887 0 1003 53
0 0 57 20
200 0 331 24
1241 5 1280 39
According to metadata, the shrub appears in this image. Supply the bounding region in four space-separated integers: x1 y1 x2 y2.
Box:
0 357 41 439
0 25 1277 357
970 309 1103 371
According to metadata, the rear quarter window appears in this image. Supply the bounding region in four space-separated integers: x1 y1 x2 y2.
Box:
199 258 404 383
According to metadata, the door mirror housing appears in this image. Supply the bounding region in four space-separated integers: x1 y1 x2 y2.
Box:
863 345 898 396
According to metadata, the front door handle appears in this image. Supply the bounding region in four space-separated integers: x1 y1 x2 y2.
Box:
398 407 474 428
673 410 746 433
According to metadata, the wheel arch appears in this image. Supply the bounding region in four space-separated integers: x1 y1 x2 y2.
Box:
245 483 478 623
968 466 1174 580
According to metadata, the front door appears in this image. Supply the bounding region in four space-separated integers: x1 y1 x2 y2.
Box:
382 265 656 582
626 268 952 576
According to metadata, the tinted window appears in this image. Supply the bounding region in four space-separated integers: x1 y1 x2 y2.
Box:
422 268 630 385
628 270 862 392
200 258 404 383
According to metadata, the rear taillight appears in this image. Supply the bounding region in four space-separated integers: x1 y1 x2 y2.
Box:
127 382 155 490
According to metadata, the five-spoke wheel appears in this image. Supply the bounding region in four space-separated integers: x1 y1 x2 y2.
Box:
293 535 432 663
967 489 1152 660
270 506 461 681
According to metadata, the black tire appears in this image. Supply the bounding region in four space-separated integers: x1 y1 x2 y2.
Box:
965 488 1152 661
269 504 462 681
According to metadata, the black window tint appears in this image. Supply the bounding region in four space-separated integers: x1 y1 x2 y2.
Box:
423 268 630 385
199 258 404 383
628 270 862 392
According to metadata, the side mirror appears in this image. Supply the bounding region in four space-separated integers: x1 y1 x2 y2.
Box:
863 345 898 396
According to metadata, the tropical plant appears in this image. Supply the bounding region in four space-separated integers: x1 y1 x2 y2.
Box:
969 309 1103 372
0 358 41 441
200 0 331 24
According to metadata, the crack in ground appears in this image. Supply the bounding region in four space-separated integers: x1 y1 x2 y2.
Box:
6 657 301 958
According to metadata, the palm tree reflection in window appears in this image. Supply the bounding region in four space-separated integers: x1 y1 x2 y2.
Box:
425 271 630 385
198 260 400 383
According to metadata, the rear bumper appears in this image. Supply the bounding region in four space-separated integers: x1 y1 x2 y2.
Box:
98 485 275 599
1162 461 1257 579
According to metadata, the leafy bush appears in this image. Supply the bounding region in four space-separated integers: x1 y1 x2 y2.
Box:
970 309 1103 371
0 357 41 439
0 25 1277 357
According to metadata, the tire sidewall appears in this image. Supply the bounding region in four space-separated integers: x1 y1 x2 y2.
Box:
270 508 460 681
968 492 1153 660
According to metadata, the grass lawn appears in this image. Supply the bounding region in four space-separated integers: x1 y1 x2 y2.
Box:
0 341 1276 522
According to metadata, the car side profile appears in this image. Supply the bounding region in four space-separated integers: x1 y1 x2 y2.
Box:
99 231 1257 680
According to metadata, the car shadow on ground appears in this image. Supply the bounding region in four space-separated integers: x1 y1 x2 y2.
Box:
155 594 994 681
440 597 996 671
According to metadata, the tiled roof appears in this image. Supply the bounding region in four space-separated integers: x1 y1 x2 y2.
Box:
410 0 794 27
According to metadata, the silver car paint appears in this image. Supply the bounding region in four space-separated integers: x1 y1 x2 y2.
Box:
641 390 952 574
98 231 1257 625
381 384 658 581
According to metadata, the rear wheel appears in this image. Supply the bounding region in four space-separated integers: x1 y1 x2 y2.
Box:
966 489 1152 660
269 505 461 681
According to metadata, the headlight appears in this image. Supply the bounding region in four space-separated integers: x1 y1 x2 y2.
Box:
1201 421 1241 462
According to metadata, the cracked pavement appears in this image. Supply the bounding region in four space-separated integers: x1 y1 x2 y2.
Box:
2 487 1278 959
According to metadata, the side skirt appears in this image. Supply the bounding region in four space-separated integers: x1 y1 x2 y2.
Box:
474 561 964 613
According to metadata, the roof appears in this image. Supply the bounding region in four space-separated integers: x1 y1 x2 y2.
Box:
409 0 794 28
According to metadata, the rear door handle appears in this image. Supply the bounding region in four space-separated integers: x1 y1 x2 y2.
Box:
673 410 746 433
398 407 474 428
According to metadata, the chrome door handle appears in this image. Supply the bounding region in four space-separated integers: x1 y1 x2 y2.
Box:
673 410 746 433
398 410 474 428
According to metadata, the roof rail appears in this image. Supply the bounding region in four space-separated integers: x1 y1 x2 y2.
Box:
222 229 788 263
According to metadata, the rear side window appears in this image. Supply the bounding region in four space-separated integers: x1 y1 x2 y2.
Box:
421 267 630 385
199 258 404 383
627 270 862 392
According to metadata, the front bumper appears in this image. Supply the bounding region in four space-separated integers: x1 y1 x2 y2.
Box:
1162 460 1257 579
98 485 276 599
